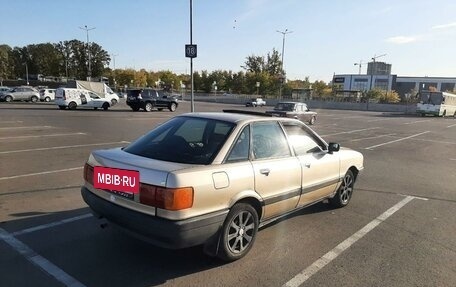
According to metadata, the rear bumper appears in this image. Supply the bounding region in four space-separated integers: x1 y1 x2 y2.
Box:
81 186 228 249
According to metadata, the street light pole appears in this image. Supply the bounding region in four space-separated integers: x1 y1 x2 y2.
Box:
25 62 29 85
79 25 96 81
277 29 293 98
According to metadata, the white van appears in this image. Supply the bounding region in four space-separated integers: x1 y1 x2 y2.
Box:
54 88 119 110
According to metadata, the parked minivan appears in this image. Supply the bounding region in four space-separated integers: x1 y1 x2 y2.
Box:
54 88 119 110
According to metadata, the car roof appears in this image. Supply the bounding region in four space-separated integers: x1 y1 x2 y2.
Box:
179 111 301 125
276 101 306 104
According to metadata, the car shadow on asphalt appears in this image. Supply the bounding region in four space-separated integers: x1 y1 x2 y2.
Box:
0 207 226 286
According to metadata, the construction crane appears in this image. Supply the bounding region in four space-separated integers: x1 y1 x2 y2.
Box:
371 53 387 63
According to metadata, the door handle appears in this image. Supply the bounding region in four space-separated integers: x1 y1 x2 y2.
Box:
260 168 270 176
304 163 311 168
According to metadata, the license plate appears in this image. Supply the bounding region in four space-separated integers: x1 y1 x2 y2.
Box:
93 166 140 194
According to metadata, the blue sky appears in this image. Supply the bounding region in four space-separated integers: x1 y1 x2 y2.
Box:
1 0 456 82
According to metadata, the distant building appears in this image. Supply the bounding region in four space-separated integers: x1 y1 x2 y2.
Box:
333 61 456 99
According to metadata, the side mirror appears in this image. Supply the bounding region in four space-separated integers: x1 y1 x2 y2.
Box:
328 142 340 154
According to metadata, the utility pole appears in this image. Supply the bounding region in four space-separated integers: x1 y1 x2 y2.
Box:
111 53 118 89
79 25 96 81
276 29 293 98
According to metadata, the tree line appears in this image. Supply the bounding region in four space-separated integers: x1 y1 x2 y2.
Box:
0 40 403 102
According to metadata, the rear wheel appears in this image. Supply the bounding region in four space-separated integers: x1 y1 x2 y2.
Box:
144 102 153 112
68 102 77 110
169 102 177 112
329 170 355 208
111 99 118 106
102 102 110 111
31 96 38 103
5 96 12 102
217 203 259 262
44 97 51 102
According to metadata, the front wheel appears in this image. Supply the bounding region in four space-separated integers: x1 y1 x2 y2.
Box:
31 96 38 103
102 102 110 111
309 116 316 125
111 99 118 106
5 96 13 102
329 170 355 208
217 203 259 262
44 97 51 102
169 102 177 112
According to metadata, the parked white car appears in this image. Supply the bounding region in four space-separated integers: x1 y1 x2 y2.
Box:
39 89 56 102
54 88 119 110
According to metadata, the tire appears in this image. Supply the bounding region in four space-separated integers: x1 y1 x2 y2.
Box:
309 116 316 125
442 110 446 117
217 203 259 262
144 102 153 112
5 96 12 102
30 96 38 103
68 102 77 110
102 102 110 111
168 102 177 112
131 107 140 112
329 170 355 208
58 105 66 110
44 97 51 102
111 99 118 106
453 111 456 118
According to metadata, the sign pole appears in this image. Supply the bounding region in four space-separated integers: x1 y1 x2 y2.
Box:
190 0 194 112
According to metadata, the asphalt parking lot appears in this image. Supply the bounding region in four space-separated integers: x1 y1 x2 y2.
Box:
1 100 455 287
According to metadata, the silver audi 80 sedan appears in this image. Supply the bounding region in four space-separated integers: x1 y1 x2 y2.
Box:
81 110 364 261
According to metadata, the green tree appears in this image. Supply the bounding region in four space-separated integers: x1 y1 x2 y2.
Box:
0 45 13 81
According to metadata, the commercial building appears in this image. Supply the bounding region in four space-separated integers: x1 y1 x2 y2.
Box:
333 61 456 100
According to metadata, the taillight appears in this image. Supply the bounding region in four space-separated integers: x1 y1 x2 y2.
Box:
83 163 94 185
140 183 193 211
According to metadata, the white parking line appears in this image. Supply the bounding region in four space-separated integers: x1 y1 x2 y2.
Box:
0 167 83 181
283 196 415 287
0 141 130 154
12 214 93 236
365 131 430 150
321 127 379 137
367 118 394 123
0 132 86 140
403 119 432 125
0 125 53 130
0 228 86 287
348 134 396 142
447 123 456 128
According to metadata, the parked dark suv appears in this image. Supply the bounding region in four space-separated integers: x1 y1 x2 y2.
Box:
126 88 179 112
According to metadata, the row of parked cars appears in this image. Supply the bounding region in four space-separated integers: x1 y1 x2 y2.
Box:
0 86 55 102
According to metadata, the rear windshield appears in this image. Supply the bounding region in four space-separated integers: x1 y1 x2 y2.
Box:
124 116 235 165
274 103 295 111
127 90 141 97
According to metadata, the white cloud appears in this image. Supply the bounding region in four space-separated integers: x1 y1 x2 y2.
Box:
386 36 419 44
432 22 456 30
